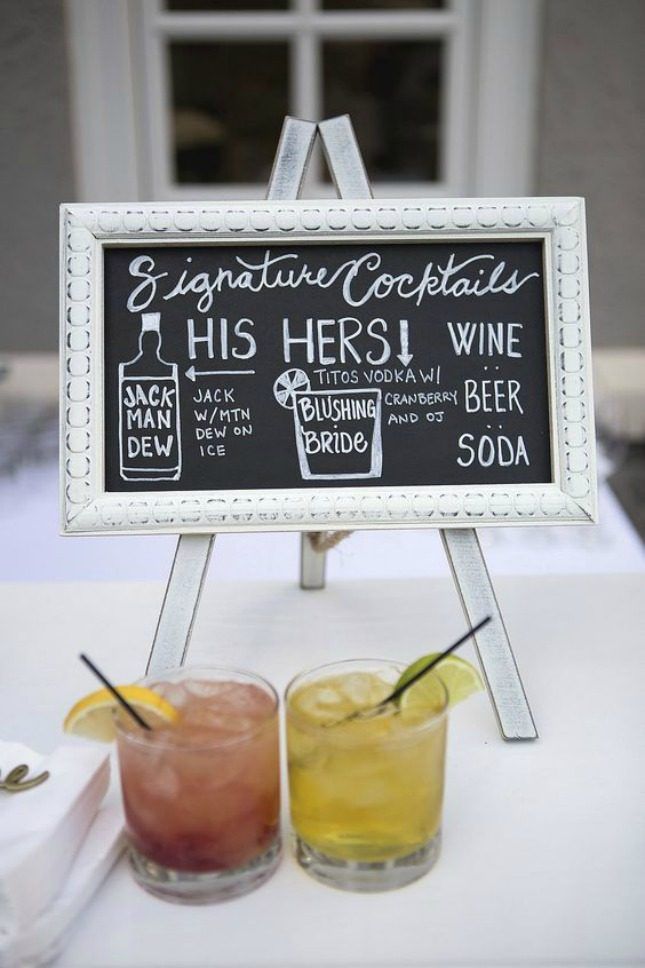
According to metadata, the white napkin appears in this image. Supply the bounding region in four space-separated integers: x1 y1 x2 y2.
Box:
0 792 124 968
0 741 111 953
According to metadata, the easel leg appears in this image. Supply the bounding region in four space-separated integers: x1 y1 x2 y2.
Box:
146 534 214 675
265 116 317 200
441 529 537 740
300 535 326 590
318 115 373 198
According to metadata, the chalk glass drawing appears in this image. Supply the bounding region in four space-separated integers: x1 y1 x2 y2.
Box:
273 369 382 481
119 312 182 481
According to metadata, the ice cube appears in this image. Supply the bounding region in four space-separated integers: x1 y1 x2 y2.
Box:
296 688 336 719
316 687 342 708
341 673 379 706
151 764 181 799
154 681 190 709
226 683 272 716
184 679 227 700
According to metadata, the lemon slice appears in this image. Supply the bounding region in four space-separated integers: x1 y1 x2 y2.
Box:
63 686 179 742
397 654 484 718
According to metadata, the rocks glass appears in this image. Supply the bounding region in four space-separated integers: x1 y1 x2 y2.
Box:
115 666 280 903
286 658 448 892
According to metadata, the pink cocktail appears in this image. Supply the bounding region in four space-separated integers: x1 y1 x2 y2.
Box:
115 666 280 903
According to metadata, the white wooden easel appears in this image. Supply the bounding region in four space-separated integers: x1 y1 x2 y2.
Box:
146 116 537 742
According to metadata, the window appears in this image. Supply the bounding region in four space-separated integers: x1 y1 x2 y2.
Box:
168 40 290 185
67 0 542 201
132 0 478 198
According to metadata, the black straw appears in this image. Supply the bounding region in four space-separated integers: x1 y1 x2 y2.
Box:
333 615 492 725
382 615 492 707
79 653 152 730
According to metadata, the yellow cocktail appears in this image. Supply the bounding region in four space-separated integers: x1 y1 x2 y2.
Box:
286 658 448 891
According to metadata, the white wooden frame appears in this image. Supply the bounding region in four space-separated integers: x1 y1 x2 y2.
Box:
60 195 595 536
65 0 543 201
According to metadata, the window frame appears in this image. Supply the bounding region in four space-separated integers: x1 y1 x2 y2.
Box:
66 0 543 201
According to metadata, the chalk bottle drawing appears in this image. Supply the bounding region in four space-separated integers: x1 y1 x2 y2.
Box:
119 312 182 481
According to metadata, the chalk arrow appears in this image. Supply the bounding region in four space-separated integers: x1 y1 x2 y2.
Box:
397 320 413 366
186 366 256 381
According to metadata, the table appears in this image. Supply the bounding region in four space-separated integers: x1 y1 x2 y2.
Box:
2 574 644 967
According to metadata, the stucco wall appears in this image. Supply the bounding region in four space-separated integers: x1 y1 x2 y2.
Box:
0 0 74 352
537 0 645 347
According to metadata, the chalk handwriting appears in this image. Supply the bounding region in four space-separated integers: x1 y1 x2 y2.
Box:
447 321 523 357
457 433 530 468
126 250 539 314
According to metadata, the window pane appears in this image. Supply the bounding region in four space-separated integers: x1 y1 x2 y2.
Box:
169 42 288 183
166 1 288 10
322 1 444 8
322 40 442 182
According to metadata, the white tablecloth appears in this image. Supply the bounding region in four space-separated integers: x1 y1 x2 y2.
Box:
1 575 644 967
0 460 644 583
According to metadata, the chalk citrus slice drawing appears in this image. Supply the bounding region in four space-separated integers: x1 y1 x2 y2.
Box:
273 368 311 409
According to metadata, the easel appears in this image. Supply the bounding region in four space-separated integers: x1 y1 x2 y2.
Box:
146 116 537 742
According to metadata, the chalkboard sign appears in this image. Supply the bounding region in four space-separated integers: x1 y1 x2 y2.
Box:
60 199 596 534
103 239 550 492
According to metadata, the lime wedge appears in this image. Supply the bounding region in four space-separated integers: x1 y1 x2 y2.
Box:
396 653 484 710
399 673 447 724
